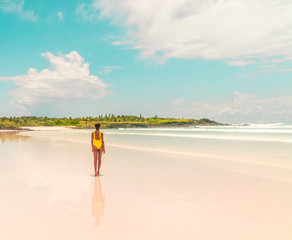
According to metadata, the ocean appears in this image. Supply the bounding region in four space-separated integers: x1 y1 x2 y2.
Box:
20 123 292 169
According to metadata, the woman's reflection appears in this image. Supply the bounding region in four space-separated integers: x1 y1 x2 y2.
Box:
92 177 106 227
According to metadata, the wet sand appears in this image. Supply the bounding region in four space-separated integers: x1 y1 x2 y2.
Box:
0 132 291 240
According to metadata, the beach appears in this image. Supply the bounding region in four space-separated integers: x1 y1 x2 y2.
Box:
0 126 292 240
2 0 292 239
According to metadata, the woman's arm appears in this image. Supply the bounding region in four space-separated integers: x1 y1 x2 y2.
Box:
102 132 105 153
91 132 94 150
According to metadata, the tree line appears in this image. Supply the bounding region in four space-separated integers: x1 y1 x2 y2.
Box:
0 115 221 129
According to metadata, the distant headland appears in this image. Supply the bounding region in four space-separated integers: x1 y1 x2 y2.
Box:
0 115 227 130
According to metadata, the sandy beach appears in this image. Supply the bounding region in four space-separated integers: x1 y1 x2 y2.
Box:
0 129 292 240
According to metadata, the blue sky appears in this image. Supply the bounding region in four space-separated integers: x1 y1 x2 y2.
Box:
1 0 292 123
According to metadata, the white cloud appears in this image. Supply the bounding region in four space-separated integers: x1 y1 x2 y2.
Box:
98 66 123 75
57 11 63 21
239 63 292 78
78 0 292 63
258 65 276 69
76 3 100 22
226 60 256 67
268 57 292 63
170 98 184 106
259 69 292 73
0 0 37 21
190 92 292 123
0 51 112 110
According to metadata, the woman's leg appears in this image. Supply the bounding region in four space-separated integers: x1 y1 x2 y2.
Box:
97 150 103 175
93 151 98 175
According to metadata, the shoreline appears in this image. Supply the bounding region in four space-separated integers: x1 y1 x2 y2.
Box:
21 126 75 131
0 117 228 130
0 129 23 133
76 121 229 129
0 123 228 132
0 126 75 132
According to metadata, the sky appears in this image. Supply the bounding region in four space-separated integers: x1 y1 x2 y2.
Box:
0 0 292 123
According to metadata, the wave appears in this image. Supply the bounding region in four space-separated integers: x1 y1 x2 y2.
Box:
242 123 292 128
104 132 292 143
116 128 292 134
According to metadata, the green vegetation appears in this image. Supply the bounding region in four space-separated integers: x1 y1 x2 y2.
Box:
0 115 225 130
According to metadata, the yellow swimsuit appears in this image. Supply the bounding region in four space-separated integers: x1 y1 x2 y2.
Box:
93 131 102 150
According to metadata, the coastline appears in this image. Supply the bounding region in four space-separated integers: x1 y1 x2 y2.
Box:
0 124 225 131
21 126 75 131
76 122 228 129
0 129 23 133
0 126 75 132
0 116 228 130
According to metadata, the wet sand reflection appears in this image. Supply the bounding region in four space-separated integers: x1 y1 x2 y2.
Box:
0 132 31 143
92 177 106 227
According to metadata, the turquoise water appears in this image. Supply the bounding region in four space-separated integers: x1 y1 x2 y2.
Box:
22 123 292 167
104 123 292 165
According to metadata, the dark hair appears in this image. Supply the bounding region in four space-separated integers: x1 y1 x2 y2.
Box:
94 123 100 130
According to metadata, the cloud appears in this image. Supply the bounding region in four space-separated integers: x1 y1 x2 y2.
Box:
258 67 292 73
170 98 184 106
57 11 63 21
78 0 292 63
226 60 256 67
0 51 112 110
0 0 37 21
98 66 123 75
190 92 292 123
76 3 100 22
258 65 276 69
268 57 292 63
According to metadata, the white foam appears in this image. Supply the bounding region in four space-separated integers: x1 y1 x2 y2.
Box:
104 132 292 143
120 128 292 134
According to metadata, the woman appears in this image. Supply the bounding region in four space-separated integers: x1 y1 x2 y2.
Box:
91 123 105 176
